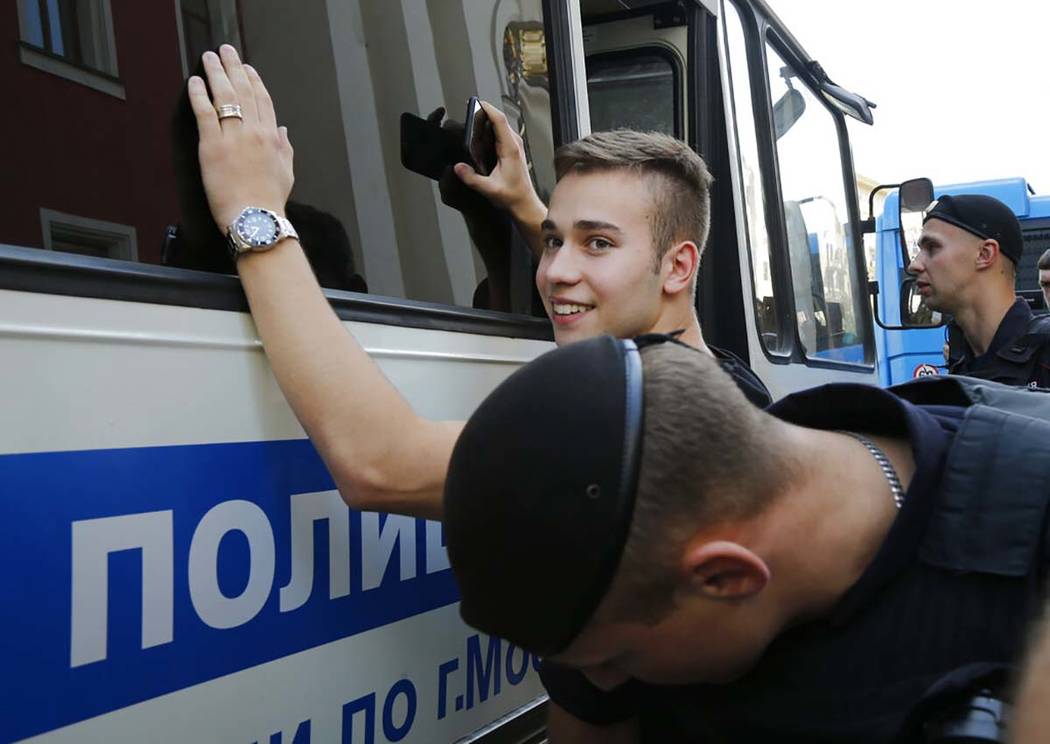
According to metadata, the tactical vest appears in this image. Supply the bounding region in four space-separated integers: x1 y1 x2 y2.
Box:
888 375 1050 742
891 374 1050 576
948 314 1050 388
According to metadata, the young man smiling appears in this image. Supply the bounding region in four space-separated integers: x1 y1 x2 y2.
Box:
187 45 768 522
531 132 716 353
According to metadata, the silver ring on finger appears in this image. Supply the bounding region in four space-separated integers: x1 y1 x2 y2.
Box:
216 103 243 121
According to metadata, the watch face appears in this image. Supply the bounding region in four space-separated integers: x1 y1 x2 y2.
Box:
235 208 279 247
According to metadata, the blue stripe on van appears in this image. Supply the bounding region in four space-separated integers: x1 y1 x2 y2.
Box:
0 440 459 741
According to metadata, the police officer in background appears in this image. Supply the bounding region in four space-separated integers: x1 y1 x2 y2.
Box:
908 194 1050 387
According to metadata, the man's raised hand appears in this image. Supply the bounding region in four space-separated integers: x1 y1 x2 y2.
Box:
186 45 294 232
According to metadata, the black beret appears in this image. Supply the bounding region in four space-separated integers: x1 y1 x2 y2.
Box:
444 336 645 656
924 194 1023 264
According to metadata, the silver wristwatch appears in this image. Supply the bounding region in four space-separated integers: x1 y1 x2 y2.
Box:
226 206 299 259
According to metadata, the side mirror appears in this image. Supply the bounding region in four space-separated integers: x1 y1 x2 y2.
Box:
869 178 944 330
861 177 933 235
773 88 806 140
897 177 934 269
899 177 934 213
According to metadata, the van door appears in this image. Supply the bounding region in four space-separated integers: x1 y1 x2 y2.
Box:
717 0 880 397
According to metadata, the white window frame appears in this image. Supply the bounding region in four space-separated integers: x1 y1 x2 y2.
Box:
15 0 124 99
40 209 138 262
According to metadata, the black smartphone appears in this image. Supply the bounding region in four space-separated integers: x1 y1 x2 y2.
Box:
400 111 466 181
464 97 497 176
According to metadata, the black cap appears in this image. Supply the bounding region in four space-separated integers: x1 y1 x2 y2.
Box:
923 194 1023 264
444 336 645 656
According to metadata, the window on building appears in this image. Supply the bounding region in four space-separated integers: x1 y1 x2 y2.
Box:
18 0 118 76
41 209 137 261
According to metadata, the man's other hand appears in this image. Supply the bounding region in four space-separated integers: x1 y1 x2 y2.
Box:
453 101 545 227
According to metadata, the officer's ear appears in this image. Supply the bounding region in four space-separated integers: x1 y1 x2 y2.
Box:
676 540 770 601
975 239 1002 271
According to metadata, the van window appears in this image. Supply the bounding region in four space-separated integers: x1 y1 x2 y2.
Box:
6 0 556 315
765 39 869 364
723 2 784 354
586 49 679 137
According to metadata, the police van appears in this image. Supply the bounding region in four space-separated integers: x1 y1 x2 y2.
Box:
1 0 881 741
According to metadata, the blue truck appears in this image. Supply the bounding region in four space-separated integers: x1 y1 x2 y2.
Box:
871 177 1050 386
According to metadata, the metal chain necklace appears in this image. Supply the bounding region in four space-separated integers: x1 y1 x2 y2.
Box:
839 431 905 510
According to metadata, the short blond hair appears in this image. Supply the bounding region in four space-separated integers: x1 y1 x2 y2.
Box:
555 130 713 266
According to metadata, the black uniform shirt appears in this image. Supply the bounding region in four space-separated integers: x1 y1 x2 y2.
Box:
541 384 1043 743
711 345 771 408
947 298 1050 388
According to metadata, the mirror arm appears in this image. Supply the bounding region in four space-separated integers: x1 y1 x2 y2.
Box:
865 183 900 218
861 183 902 234
869 280 913 331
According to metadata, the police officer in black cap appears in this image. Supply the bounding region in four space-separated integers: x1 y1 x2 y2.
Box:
909 194 1050 387
445 335 1050 742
